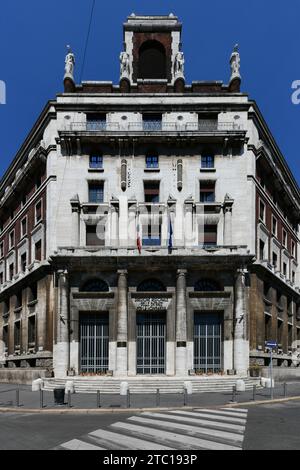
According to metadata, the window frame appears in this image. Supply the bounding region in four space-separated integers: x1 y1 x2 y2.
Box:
35 199 43 225
88 181 104 204
9 229 15 250
201 154 215 169
89 155 103 169
21 215 28 238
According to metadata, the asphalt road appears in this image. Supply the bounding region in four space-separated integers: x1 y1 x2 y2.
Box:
0 400 299 450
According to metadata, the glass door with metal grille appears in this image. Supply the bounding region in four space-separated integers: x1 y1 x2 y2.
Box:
80 313 109 374
137 312 166 374
194 312 222 374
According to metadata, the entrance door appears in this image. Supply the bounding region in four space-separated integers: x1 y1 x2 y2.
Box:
194 312 222 374
80 313 109 373
137 312 166 374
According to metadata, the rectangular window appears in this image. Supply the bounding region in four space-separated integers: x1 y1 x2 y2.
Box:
35 200 42 224
14 321 21 349
35 240 42 261
15 291 22 309
0 241 3 258
277 320 283 347
142 223 161 246
282 229 287 248
146 155 159 169
259 239 265 260
9 263 14 280
272 216 277 237
86 225 105 246
143 114 162 131
272 251 278 269
89 155 103 169
3 325 8 350
144 181 160 203
283 262 287 277
86 113 106 131
292 271 296 284
288 324 293 349
265 315 272 343
200 181 215 203
35 175 42 190
28 316 36 346
291 240 296 258
9 230 15 249
202 225 217 247
259 200 266 222
88 182 104 203
21 252 27 272
28 283 38 303
201 155 215 169
21 217 27 237
0 272 3 285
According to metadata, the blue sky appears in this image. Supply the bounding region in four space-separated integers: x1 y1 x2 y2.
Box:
0 0 299 184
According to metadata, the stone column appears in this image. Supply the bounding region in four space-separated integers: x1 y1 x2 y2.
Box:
234 269 249 375
111 205 119 247
70 195 81 247
223 196 234 246
116 270 128 376
184 203 193 247
53 270 69 378
176 269 188 376
37 277 49 353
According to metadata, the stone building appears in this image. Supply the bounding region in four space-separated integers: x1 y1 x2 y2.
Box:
0 14 299 384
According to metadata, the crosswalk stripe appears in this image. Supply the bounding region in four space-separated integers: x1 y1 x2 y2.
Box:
170 410 247 424
89 428 174 450
221 408 248 413
141 412 245 433
128 416 244 445
59 439 105 450
111 422 241 451
194 409 248 419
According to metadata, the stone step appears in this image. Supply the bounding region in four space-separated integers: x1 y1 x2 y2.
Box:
43 377 261 394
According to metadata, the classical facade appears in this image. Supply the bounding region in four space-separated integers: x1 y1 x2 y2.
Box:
0 15 299 382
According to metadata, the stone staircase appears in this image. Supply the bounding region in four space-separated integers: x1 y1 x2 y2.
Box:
43 375 261 394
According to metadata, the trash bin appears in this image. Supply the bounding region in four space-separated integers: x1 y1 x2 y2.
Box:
54 388 65 405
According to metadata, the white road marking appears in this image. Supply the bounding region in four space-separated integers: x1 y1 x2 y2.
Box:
171 410 247 424
111 421 241 451
141 411 245 433
128 415 244 445
195 408 248 419
89 428 174 450
59 439 105 450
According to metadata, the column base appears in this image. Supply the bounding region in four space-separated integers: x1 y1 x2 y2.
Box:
175 346 188 376
53 342 69 378
116 346 128 376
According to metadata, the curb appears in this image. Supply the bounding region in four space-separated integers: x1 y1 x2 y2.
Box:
0 396 300 414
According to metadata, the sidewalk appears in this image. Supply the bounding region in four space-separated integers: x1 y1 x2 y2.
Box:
0 381 300 413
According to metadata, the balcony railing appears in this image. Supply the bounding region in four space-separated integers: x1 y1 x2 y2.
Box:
61 121 244 133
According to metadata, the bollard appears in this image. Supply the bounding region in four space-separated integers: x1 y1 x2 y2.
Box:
184 388 188 407
97 390 101 408
40 389 44 409
68 390 72 408
253 385 256 401
283 382 287 398
16 388 20 407
231 385 237 403
156 388 160 407
127 389 131 408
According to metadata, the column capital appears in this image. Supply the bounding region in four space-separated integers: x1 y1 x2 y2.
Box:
117 269 128 276
177 269 187 276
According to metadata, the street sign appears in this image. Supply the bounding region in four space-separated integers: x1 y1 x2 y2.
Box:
265 341 277 349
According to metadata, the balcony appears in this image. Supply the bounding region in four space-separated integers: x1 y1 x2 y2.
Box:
61 120 244 133
58 120 246 152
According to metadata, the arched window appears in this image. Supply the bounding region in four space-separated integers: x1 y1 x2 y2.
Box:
80 279 109 292
194 279 221 292
138 41 167 79
137 279 166 292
